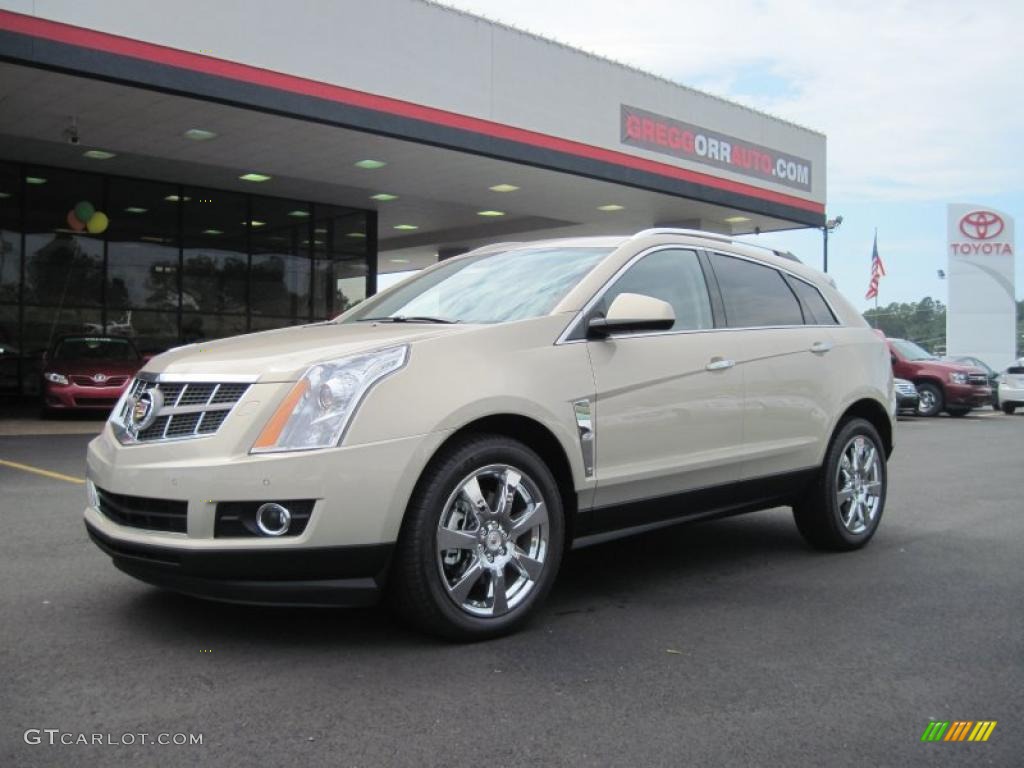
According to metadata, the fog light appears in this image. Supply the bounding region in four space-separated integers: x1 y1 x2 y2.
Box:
255 503 291 536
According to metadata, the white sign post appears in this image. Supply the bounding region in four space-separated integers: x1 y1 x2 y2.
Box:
946 204 1016 368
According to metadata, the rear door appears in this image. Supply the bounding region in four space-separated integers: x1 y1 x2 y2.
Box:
706 252 839 480
584 247 745 510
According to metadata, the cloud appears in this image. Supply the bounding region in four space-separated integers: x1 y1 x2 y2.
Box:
437 0 1024 202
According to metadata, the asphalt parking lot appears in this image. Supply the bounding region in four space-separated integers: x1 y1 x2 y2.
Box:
2 412 1021 767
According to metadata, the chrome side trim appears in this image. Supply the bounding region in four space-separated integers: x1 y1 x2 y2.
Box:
572 399 595 478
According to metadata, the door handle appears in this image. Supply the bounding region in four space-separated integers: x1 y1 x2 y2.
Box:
706 357 735 371
810 341 834 354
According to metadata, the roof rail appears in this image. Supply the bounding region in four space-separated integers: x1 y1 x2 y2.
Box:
630 228 802 264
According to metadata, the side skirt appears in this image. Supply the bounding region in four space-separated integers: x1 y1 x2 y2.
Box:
571 468 818 549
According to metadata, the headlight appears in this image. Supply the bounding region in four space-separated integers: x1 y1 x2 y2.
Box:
950 372 968 385
252 346 408 453
44 372 69 385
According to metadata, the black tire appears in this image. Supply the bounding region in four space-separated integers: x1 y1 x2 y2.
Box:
390 433 564 640
915 382 943 417
946 407 971 418
1003 403 1017 415
793 418 887 551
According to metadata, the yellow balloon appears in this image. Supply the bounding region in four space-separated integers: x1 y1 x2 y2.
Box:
86 211 109 234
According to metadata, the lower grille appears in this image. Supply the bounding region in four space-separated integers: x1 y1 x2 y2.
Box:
96 487 188 533
74 396 119 407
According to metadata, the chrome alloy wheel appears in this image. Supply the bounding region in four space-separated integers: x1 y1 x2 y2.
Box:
835 435 882 535
917 388 937 415
436 464 549 618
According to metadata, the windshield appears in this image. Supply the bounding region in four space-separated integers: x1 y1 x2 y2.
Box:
53 337 139 362
342 247 611 325
891 339 936 361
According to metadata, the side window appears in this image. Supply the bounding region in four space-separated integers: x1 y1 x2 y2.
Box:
788 277 838 325
597 248 713 332
710 253 803 328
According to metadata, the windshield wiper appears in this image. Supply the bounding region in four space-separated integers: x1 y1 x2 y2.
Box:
358 315 460 324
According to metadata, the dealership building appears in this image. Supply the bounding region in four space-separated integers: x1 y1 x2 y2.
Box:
0 0 826 396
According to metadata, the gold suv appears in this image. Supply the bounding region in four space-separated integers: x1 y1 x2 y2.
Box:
85 229 895 639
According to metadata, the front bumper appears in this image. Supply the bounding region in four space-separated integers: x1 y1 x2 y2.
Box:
45 381 129 410
999 383 1024 406
945 383 991 409
896 392 920 412
86 521 392 606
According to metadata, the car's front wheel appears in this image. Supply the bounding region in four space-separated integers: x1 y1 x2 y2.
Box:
1003 403 1017 415
915 382 943 417
391 434 564 640
793 418 887 551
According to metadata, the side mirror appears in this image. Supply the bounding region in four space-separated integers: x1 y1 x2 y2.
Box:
588 293 675 338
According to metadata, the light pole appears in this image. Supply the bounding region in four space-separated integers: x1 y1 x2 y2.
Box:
822 215 843 273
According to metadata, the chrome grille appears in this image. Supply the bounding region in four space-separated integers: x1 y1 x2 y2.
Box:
112 375 255 444
968 373 988 386
894 380 917 397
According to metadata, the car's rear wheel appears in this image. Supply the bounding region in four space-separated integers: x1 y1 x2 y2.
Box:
391 434 564 640
793 418 887 551
946 407 970 417
915 382 943 417
1003 403 1017 415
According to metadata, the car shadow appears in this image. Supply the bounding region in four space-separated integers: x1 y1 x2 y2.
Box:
114 510 813 648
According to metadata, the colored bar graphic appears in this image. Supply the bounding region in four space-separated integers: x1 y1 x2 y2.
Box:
921 720 996 743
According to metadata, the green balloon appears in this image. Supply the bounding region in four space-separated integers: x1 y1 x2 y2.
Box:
74 201 95 222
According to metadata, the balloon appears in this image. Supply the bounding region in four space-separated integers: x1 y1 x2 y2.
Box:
66 209 85 232
74 200 95 222
86 211 109 234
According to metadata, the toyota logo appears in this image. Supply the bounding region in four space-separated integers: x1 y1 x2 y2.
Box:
129 388 163 432
92 373 108 384
959 210 1004 240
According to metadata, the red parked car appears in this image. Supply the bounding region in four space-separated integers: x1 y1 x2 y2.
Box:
42 336 143 414
886 338 991 417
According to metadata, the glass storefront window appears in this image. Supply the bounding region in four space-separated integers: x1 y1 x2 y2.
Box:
0 160 373 397
182 187 247 323
107 177 180 314
250 197 310 322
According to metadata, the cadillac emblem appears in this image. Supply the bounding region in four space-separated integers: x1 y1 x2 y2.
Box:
130 388 163 432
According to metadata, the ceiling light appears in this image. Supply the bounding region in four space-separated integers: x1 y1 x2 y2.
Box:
164 194 191 202
287 210 310 218
202 229 223 235
477 210 505 217
393 224 418 231
314 227 327 234
346 232 366 239
242 220 266 227
355 159 387 170
141 236 170 243
370 193 397 201
83 149 116 160
124 206 147 214
597 204 624 211
183 128 217 141
389 258 410 264
724 215 751 223
0 192 12 199
25 176 47 185
239 173 271 182
489 184 519 193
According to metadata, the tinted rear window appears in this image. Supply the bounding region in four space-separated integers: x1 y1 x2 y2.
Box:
788 277 838 325
710 253 804 328
53 337 138 361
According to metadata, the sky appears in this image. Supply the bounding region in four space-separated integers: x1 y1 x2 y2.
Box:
436 0 1024 311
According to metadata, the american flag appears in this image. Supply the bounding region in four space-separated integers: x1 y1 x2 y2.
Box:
865 232 886 300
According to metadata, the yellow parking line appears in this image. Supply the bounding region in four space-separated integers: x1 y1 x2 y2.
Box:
0 459 85 485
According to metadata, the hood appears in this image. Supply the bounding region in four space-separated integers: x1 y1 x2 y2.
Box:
145 322 471 382
913 359 979 374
